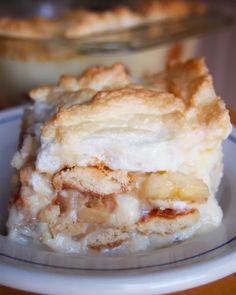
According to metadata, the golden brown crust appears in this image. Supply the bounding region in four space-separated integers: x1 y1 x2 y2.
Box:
63 7 142 39
41 86 185 141
0 17 59 39
139 0 206 21
29 63 130 103
0 1 206 39
145 58 210 104
23 59 230 148
145 58 231 139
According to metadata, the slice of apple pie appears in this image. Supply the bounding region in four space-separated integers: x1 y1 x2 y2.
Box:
8 59 231 253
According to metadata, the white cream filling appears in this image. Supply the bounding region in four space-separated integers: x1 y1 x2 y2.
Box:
31 171 54 197
36 135 201 174
151 200 191 211
45 234 88 253
109 195 140 227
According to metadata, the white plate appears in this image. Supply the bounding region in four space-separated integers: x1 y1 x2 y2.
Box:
0 107 235 295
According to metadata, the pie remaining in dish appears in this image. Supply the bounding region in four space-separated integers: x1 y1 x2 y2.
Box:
7 58 231 253
0 0 206 39
0 0 205 106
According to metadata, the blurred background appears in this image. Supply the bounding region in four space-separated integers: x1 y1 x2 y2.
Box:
197 1 236 121
0 0 235 120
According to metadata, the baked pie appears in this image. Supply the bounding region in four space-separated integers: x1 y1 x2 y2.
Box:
8 59 231 253
0 0 205 39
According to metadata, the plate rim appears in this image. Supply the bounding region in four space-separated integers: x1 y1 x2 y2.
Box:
0 246 235 295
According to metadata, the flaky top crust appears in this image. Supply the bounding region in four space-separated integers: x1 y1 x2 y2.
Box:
29 59 231 145
0 0 206 39
30 63 130 101
42 86 185 141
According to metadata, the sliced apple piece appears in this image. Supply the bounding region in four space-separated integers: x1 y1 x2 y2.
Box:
141 171 209 203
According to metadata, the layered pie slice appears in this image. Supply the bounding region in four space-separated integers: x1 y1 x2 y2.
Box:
8 59 231 253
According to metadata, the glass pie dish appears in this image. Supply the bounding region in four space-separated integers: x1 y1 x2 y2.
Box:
0 0 233 107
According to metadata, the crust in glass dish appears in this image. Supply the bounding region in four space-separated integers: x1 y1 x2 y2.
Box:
0 0 206 39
